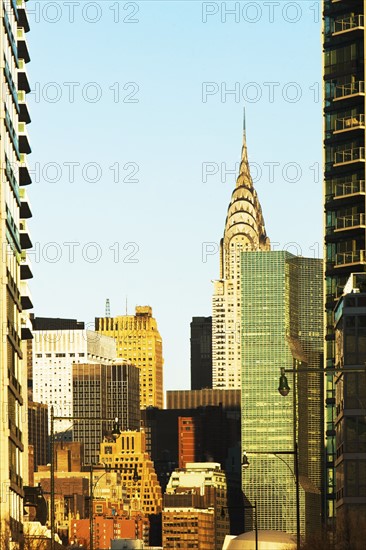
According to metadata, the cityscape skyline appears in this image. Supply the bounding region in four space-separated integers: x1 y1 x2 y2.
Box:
27 1 323 392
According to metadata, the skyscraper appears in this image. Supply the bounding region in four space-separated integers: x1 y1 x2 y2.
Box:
190 316 212 390
96 306 164 409
0 0 32 543
73 360 140 464
323 0 365 520
212 129 270 389
241 251 323 537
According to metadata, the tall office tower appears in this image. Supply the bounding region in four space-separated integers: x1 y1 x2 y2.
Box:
323 1 366 521
163 463 229 550
73 361 140 464
0 0 32 543
28 401 48 471
212 129 270 389
190 317 212 390
241 251 323 538
95 306 164 409
32 317 116 434
333 273 366 547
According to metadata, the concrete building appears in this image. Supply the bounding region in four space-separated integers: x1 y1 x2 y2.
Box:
163 463 229 550
32 317 116 434
0 0 32 543
241 251 323 538
73 361 140 465
212 128 270 389
96 306 164 409
166 388 240 409
190 317 212 390
333 273 366 548
323 0 366 520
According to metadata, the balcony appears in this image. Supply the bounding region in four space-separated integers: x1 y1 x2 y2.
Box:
20 251 32 280
18 90 31 124
327 179 365 202
19 187 31 218
20 281 33 310
335 213 366 232
333 14 364 36
18 59 30 93
21 313 33 340
335 250 366 268
19 153 31 185
18 122 31 154
19 219 32 249
334 81 365 101
334 114 365 134
334 147 365 167
16 0 30 32
17 28 30 63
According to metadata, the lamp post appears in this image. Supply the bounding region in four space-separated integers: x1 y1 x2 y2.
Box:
49 410 120 550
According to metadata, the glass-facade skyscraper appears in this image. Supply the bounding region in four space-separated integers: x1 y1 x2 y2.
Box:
241 251 323 537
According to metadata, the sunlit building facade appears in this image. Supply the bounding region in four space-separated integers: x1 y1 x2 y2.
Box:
0 0 32 542
241 251 323 538
96 306 164 409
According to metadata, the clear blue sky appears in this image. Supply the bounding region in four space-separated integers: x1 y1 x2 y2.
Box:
27 1 322 392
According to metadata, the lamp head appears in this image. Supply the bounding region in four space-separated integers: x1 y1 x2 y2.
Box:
278 368 290 397
112 418 121 440
242 451 249 469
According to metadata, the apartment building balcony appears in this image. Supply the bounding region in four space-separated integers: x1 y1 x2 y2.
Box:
335 250 366 268
334 81 365 102
334 213 366 233
19 153 31 185
20 251 32 280
334 114 365 134
18 122 31 154
327 180 365 203
19 187 31 218
17 28 30 63
18 59 30 93
19 219 32 249
16 0 30 32
21 313 33 340
333 14 364 36
334 147 365 167
18 90 31 124
20 281 33 310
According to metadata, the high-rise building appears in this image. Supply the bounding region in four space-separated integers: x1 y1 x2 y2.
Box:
162 462 229 550
32 317 116 434
323 1 366 520
28 401 48 471
241 251 323 537
73 361 140 464
95 306 164 409
333 273 366 547
212 130 270 389
0 0 32 542
190 316 212 390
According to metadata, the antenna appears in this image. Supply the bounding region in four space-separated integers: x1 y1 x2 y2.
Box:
242 106 247 141
125 296 128 315
105 298 110 318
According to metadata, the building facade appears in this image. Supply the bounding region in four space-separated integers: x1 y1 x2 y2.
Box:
0 0 32 543
323 0 366 520
28 401 48 472
163 463 229 550
32 319 116 434
241 251 323 537
96 306 164 409
334 273 366 547
73 361 140 465
190 316 212 390
212 130 270 389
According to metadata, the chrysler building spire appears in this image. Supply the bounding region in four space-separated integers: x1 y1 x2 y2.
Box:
213 119 270 388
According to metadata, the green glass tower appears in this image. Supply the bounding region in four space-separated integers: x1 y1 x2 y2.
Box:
241 251 323 538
